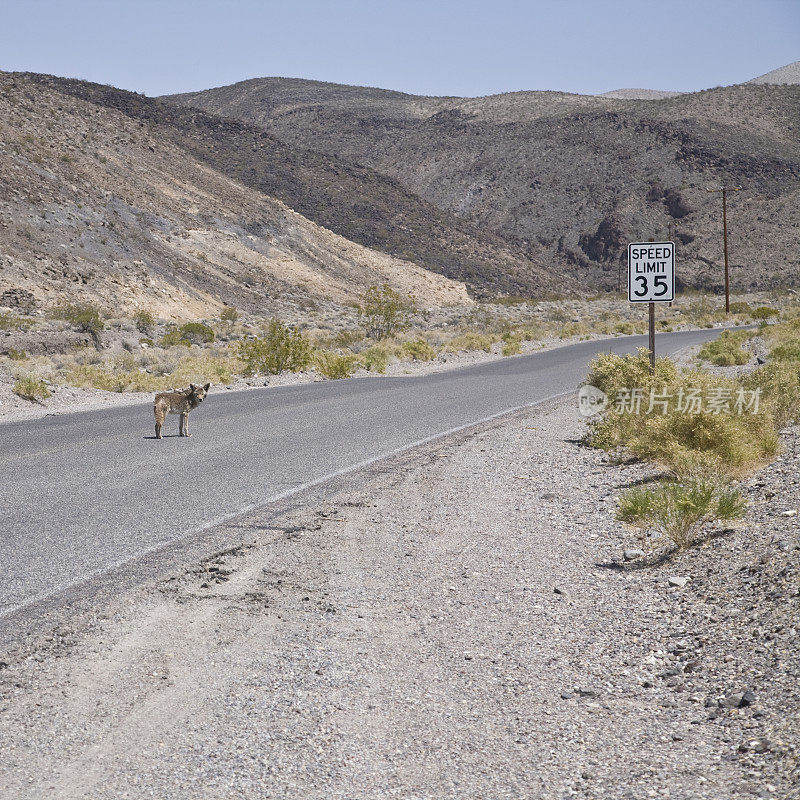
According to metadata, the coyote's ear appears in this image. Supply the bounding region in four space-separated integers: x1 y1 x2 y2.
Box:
189 383 197 392
203 383 211 392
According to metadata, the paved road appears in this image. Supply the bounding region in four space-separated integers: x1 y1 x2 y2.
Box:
0 329 727 617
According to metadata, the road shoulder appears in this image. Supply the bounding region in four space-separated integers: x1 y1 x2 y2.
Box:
1 399 797 799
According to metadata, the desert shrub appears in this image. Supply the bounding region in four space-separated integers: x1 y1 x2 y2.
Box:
52 304 104 334
559 322 589 339
139 337 155 347
357 284 416 340
237 319 312 375
133 309 156 334
361 344 391 373
728 301 752 315
697 330 751 366
178 322 215 344
752 306 779 320
444 332 493 353
744 361 800 430
220 306 239 323
401 338 436 361
501 332 522 356
618 479 746 551
490 295 530 306
586 350 778 477
516 323 545 341
168 352 238 387
7 348 27 361
12 374 50 402
314 350 357 379
0 311 32 330
160 327 192 348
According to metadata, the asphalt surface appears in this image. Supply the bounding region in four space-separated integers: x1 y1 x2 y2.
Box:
0 328 728 618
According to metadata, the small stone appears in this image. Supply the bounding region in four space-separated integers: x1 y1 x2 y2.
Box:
668 576 689 588
720 692 751 709
780 509 797 517
553 586 567 595
624 548 645 561
560 690 573 700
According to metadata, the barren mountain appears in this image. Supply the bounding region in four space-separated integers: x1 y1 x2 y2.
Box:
166 76 800 291
0 73 477 318
748 61 800 85
8 73 563 304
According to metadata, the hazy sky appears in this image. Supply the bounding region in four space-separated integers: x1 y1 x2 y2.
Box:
1 0 798 97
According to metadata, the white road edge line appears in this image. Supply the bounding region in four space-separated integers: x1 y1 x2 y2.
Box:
2 388 576 620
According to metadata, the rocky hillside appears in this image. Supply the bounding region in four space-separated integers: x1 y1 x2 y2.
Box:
166 77 800 292
0 74 480 318
6 73 564 305
748 61 800 85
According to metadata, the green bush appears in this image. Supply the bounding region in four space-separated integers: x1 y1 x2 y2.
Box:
220 306 239 323
52 304 104 334
697 330 751 366
160 328 192 348
752 306 779 320
133 309 156 334
178 322 215 345
314 350 357 379
7 348 27 361
728 301 752 315
12 374 50 402
401 338 436 361
237 319 312 375
618 478 746 551
357 284 416 340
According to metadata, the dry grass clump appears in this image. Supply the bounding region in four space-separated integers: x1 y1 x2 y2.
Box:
12 373 50 402
618 478 746 551
443 332 494 353
64 350 240 393
401 338 436 361
314 350 358 379
0 311 33 330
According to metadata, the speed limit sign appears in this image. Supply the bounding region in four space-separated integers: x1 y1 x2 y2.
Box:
628 242 675 302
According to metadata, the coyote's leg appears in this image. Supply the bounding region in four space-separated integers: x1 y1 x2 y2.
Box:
180 411 188 436
154 403 166 440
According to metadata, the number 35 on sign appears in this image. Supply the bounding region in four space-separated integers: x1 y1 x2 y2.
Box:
628 242 675 302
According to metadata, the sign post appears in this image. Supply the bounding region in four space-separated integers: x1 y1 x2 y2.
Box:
627 241 675 373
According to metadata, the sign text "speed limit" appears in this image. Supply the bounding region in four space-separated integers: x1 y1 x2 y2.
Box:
627 242 675 302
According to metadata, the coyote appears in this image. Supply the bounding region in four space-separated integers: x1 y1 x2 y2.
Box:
154 383 210 439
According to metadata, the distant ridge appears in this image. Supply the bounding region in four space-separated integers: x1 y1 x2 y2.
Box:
748 61 800 85
599 88 681 100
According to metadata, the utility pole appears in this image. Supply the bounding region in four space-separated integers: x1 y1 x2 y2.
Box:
706 185 742 314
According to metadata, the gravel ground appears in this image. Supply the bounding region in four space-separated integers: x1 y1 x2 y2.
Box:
0 400 797 799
